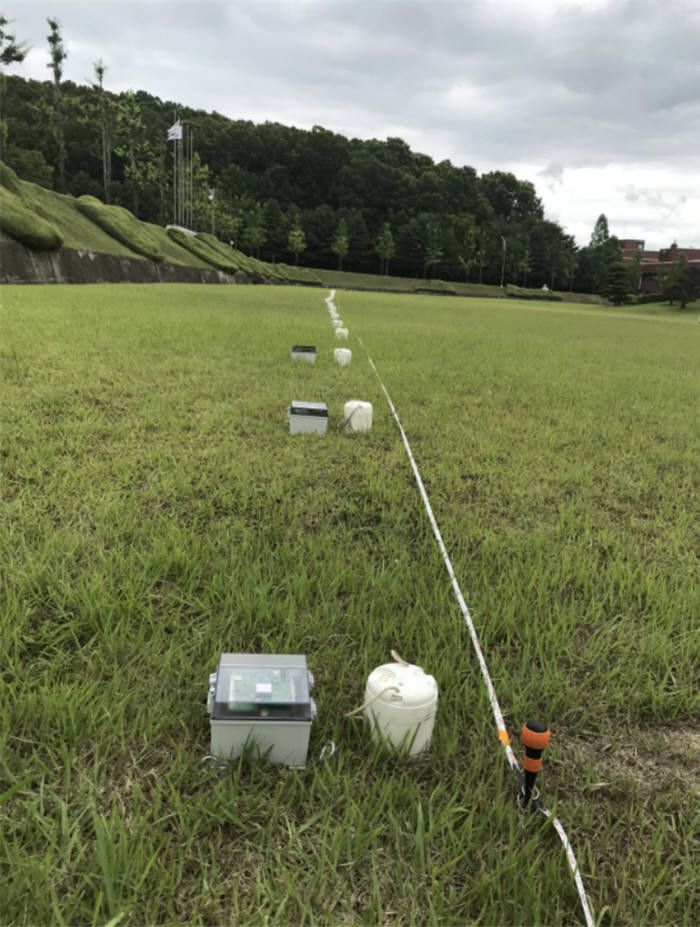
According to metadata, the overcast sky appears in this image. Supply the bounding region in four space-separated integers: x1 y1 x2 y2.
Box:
5 0 699 249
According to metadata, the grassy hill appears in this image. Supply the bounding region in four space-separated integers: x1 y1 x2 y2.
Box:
0 162 320 285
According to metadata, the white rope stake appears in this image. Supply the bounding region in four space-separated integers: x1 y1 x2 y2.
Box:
353 327 595 927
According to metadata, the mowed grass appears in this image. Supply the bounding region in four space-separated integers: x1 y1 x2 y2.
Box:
1 284 698 926
313 268 611 306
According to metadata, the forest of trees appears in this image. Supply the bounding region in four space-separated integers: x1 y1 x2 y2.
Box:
0 18 625 291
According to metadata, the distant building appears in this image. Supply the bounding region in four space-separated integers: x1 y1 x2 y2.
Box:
619 239 700 292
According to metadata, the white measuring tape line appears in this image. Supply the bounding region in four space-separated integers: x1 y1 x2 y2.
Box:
350 322 594 927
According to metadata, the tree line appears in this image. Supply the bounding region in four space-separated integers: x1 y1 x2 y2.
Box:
0 14 659 295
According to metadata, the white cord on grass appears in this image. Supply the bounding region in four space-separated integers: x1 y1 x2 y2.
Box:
353 325 595 927
345 685 400 718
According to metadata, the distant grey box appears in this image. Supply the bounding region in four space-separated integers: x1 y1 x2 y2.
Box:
291 345 317 364
207 653 316 767
287 401 328 436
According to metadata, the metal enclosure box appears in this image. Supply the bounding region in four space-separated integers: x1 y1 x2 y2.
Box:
207 653 316 767
287 401 328 436
291 345 317 364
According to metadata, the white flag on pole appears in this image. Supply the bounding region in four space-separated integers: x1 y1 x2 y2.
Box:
167 121 182 141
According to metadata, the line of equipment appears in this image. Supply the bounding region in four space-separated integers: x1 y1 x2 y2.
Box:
355 328 595 927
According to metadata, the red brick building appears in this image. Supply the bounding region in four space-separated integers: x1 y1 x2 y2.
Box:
619 239 700 293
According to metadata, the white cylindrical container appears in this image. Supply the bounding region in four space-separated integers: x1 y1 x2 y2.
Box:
334 348 352 366
364 660 438 755
343 399 372 432
335 328 349 340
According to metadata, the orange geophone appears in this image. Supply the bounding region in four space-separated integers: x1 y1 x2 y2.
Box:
520 720 551 808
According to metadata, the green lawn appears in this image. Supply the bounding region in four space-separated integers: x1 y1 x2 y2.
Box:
1 285 698 925
314 267 504 299
313 268 613 306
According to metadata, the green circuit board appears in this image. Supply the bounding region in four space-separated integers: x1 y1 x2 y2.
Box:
225 668 300 705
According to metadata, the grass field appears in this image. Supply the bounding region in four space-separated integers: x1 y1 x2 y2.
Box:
312 268 614 307
1 284 698 926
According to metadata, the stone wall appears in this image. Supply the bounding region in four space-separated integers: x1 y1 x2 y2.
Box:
0 239 250 286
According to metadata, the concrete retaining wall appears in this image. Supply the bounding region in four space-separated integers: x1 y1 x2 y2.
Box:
0 239 250 286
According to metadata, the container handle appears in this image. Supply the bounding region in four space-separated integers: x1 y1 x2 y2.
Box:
338 404 360 431
345 685 401 718
391 649 410 666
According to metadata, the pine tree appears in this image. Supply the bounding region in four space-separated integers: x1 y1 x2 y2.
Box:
331 218 349 271
241 202 266 258
376 222 395 275
588 214 622 294
115 91 161 218
660 255 700 308
454 214 476 281
424 221 443 279
602 261 629 305
0 15 29 161
92 59 113 203
288 219 306 266
46 18 67 193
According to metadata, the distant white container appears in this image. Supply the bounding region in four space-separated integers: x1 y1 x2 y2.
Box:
335 328 349 340
364 659 438 755
332 319 343 327
334 348 352 367
343 399 372 432
287 401 328 436
291 345 316 364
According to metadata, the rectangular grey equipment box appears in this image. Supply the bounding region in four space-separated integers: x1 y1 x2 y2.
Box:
287 401 328 436
207 653 316 767
291 345 317 363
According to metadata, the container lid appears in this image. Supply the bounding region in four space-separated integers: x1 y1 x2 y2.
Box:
212 655 312 721
289 401 328 417
292 345 316 353
366 662 438 708
344 399 371 409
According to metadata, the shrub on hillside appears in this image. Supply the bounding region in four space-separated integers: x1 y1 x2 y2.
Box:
194 233 322 284
168 228 240 273
0 185 63 250
195 231 241 263
76 196 165 262
276 263 322 285
0 160 24 196
197 235 310 283
505 284 562 301
244 254 286 282
194 233 263 277
414 279 457 295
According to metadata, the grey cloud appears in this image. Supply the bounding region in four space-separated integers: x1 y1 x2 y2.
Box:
538 163 565 193
11 0 700 172
622 185 690 220
6 0 699 247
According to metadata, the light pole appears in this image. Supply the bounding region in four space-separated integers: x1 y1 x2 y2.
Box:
500 235 507 288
